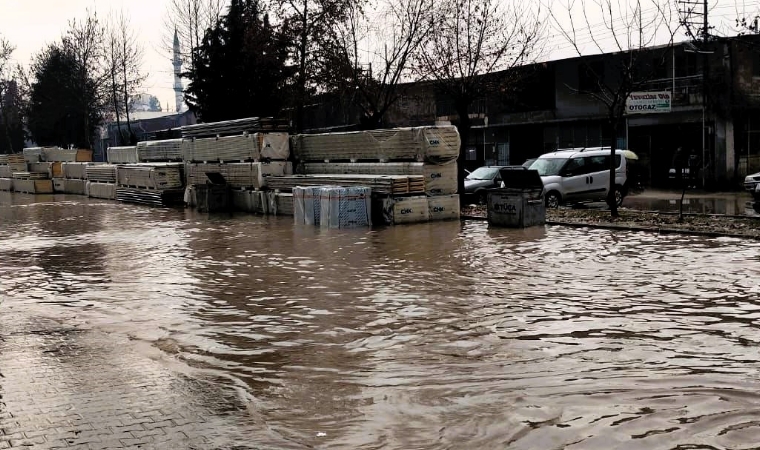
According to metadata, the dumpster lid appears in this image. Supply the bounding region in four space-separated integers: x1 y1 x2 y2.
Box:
205 172 227 185
498 166 544 190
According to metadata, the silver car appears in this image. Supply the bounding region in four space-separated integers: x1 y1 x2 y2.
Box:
745 172 760 202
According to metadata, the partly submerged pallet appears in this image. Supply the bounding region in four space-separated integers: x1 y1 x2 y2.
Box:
265 174 426 195
116 187 185 207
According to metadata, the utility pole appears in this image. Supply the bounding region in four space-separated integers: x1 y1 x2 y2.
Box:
678 0 710 188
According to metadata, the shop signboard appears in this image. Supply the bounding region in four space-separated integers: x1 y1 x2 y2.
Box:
625 91 671 114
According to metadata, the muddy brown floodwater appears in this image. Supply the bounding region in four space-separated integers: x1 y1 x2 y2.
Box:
2 192 760 449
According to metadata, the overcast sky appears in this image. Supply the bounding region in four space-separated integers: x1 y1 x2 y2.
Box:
0 0 754 111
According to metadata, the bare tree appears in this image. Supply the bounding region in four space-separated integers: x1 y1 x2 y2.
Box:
0 36 19 153
735 0 760 34
278 0 359 131
414 0 545 198
63 9 110 149
327 0 432 128
104 12 147 145
549 0 679 217
162 0 226 68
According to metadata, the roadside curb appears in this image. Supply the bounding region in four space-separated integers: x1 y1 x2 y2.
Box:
460 215 760 240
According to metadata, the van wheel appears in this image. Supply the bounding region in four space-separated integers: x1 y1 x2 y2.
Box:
545 191 561 208
614 186 625 207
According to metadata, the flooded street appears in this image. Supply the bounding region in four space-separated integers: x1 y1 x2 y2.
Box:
2 191 760 449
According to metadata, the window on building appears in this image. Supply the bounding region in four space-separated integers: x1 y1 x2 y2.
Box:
578 61 605 92
676 52 699 77
466 147 477 161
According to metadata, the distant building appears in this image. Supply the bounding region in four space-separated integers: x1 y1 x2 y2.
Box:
130 93 163 112
96 110 197 161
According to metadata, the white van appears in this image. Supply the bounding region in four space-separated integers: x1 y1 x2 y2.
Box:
529 147 629 208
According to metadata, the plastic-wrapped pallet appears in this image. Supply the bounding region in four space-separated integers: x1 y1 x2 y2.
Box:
266 191 294 216
376 195 429 225
256 132 290 160
319 186 371 228
63 178 87 195
0 178 12 191
28 162 54 178
0 165 13 178
117 164 184 190
22 147 44 163
293 186 325 225
43 148 92 162
107 146 139 164
427 194 460 221
186 161 291 189
86 164 117 183
52 178 65 192
13 179 53 194
62 162 90 179
184 135 258 162
137 139 183 161
86 182 117 200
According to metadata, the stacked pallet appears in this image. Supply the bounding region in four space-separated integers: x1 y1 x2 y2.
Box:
291 126 461 225
107 146 139 164
136 139 183 162
299 162 457 196
182 133 290 162
115 163 185 206
58 162 91 195
292 126 459 164
0 156 12 191
181 117 289 138
7 154 27 172
185 161 291 189
86 165 118 183
43 148 93 163
267 174 424 195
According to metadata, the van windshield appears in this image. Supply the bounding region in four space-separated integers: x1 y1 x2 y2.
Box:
531 158 566 176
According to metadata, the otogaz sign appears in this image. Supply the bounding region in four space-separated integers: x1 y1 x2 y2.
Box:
625 91 671 114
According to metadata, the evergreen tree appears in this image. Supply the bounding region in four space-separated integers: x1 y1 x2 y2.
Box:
184 0 293 122
27 45 101 148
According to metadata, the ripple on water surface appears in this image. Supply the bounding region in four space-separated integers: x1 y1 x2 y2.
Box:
2 192 760 449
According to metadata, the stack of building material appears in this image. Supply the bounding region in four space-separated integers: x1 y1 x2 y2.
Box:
292 126 459 163
299 162 457 196
86 165 117 183
43 148 93 162
181 117 289 138
85 164 118 200
28 162 55 178
116 163 185 206
290 126 460 225
293 186 371 228
266 191 294 216
22 147 44 163
115 188 185 206
6 154 27 172
117 163 184 190
0 178 12 191
185 161 292 189
59 162 90 195
230 190 269 214
11 178 53 194
137 139 183 162
0 156 11 191
182 132 290 163
107 146 139 164
267 174 425 195
12 172 49 180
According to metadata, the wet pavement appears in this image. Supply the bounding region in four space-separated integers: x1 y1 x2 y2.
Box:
623 189 759 217
2 191 760 449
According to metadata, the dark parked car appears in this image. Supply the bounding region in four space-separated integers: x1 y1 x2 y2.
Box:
464 166 505 203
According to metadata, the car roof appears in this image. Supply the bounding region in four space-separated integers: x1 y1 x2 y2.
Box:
539 147 628 158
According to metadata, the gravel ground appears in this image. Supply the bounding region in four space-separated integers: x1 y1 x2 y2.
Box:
462 205 760 239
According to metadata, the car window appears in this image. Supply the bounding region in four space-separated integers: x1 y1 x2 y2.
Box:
562 157 589 176
587 155 608 172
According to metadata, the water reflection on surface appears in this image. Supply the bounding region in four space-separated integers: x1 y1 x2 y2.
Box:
2 191 760 449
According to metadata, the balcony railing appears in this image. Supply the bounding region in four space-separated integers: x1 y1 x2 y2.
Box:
639 75 704 107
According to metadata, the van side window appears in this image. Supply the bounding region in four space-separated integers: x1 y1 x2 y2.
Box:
587 155 607 172
563 157 587 176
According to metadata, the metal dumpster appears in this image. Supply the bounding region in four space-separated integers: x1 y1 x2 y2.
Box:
487 167 545 228
195 172 230 212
